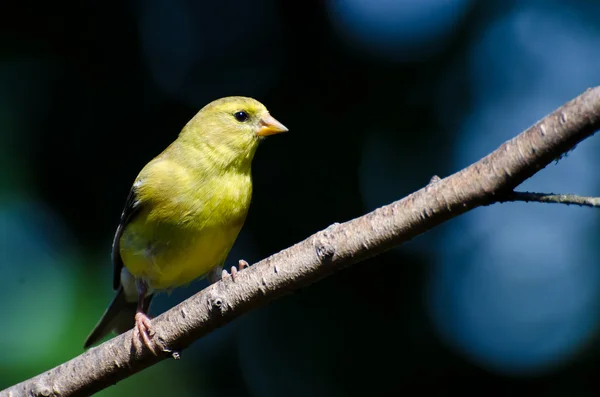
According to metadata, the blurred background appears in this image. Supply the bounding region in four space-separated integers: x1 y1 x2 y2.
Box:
2 0 600 395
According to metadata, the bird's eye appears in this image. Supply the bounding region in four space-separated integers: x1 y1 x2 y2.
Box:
234 111 249 122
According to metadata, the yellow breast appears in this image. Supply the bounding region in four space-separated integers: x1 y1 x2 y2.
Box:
120 221 243 290
119 160 253 291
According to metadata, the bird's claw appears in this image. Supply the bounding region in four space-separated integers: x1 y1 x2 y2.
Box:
133 312 156 355
238 259 249 270
222 259 250 281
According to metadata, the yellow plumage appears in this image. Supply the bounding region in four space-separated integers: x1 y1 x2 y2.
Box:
84 96 287 351
120 152 252 290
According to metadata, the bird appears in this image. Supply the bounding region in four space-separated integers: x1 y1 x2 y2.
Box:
84 96 288 354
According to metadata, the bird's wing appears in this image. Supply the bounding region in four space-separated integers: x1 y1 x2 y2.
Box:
112 181 144 290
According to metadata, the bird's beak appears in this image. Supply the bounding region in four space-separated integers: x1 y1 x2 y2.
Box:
257 113 288 137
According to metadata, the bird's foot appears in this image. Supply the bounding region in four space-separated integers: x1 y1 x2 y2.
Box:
207 265 223 284
222 259 249 281
133 312 156 355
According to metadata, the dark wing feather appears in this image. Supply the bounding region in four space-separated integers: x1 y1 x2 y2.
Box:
111 183 144 290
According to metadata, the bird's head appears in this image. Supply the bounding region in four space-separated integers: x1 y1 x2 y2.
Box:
180 96 287 170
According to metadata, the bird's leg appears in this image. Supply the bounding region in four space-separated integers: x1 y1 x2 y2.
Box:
133 279 156 355
207 264 224 285
222 259 250 281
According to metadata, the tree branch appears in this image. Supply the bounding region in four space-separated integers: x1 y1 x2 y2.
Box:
501 191 600 208
4 87 600 397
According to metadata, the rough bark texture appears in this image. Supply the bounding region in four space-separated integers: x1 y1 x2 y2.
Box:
3 87 600 397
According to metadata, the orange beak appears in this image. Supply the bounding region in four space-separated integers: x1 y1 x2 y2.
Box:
257 113 288 137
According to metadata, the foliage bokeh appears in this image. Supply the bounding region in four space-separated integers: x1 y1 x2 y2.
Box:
2 0 600 395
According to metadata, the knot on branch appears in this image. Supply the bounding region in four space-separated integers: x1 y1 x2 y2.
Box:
428 175 442 185
207 293 229 315
32 382 59 397
314 223 338 263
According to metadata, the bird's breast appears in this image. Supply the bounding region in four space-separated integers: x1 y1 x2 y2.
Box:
120 171 253 290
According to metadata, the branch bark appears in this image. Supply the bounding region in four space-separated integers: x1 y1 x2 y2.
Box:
4 87 600 397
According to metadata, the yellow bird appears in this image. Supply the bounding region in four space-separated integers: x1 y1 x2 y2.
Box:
84 97 287 353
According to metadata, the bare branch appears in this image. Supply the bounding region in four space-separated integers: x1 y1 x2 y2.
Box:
3 87 600 397
501 191 600 208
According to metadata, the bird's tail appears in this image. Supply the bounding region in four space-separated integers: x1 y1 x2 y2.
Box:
84 286 153 349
